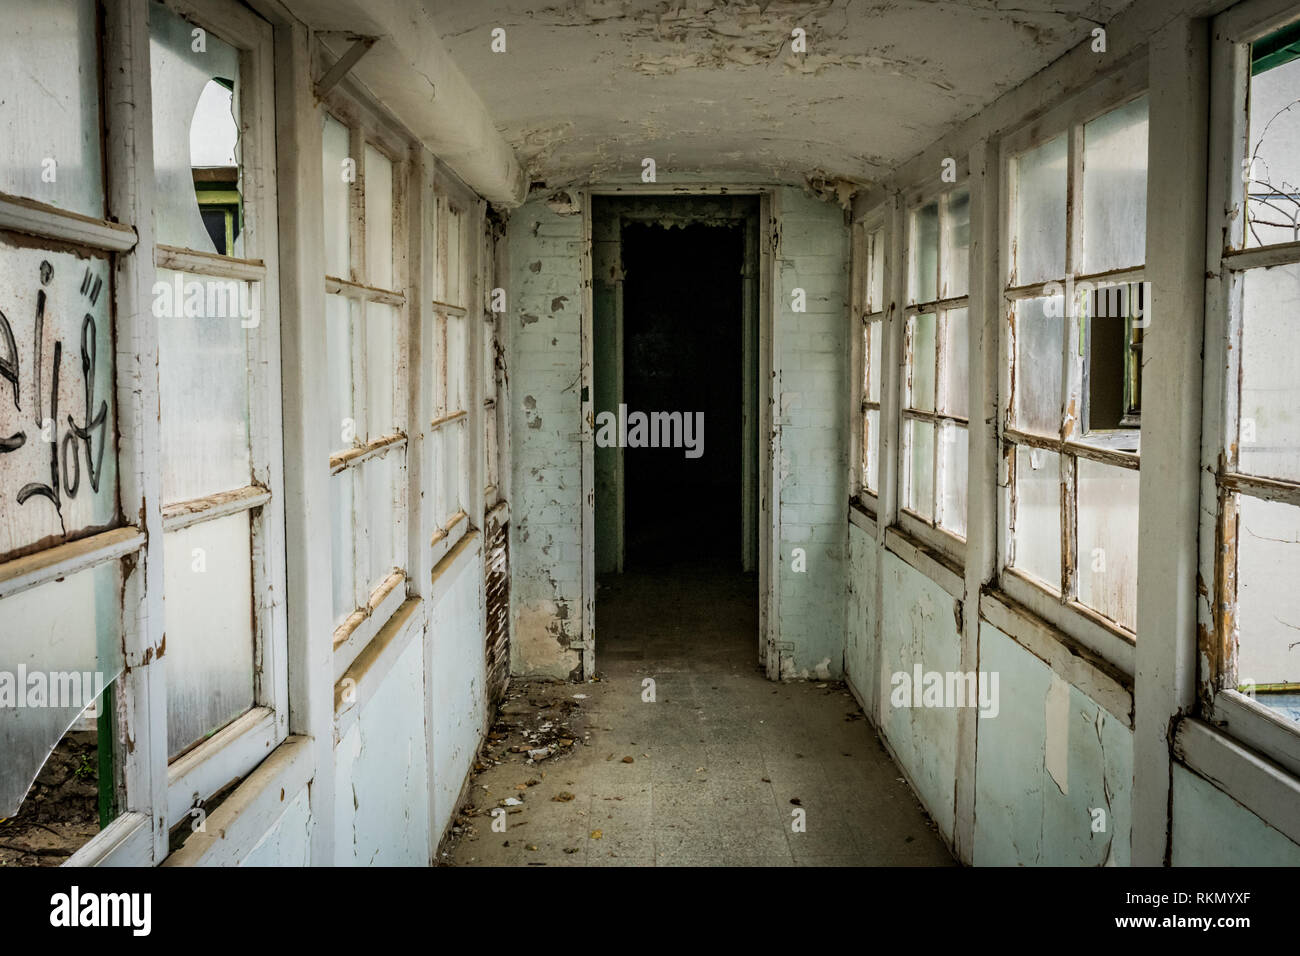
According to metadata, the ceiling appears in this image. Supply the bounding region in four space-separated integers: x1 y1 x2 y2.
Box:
427 0 1131 189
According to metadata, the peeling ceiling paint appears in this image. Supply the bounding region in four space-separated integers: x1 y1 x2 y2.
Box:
427 0 1129 187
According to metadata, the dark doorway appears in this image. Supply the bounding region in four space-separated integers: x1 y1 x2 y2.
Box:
620 221 744 568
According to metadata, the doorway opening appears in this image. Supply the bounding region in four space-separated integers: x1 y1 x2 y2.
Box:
591 195 761 669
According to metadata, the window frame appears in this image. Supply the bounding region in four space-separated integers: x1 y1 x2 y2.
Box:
852 208 888 517
997 60 1148 676
149 0 290 828
317 73 414 681
897 179 972 562
1200 0 1300 778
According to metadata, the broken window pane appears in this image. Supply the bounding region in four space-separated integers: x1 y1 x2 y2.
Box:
1239 264 1300 482
364 145 394 291
1076 458 1140 630
0 0 104 219
330 468 355 625
0 244 117 561
942 188 971 300
0 559 123 819
904 418 934 520
1013 444 1061 590
939 421 968 538
864 408 880 493
1081 95 1149 274
1011 135 1067 286
164 510 255 759
906 312 936 413
1236 495 1300 722
1013 295 1064 436
941 307 969 419
322 114 351 278
150 2 243 256
909 201 939 304
156 269 253 503
1247 38 1300 247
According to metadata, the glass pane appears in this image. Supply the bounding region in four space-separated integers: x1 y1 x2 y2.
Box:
942 188 971 299
0 560 123 818
325 293 354 452
364 145 394 290
365 301 397 439
909 202 939 304
0 0 104 218
866 320 882 404
164 510 255 759
322 114 351 278
330 469 355 625
906 312 936 412
150 2 244 256
1247 47 1300 247
904 419 935 520
867 227 885 313
439 420 463 522
0 244 117 562
1081 96 1149 273
1236 495 1300 722
1011 135 1067 285
1076 458 1139 630
1239 265 1300 481
447 313 466 413
446 205 463 307
1013 444 1061 590
364 452 399 586
939 421 968 538
1013 295 1064 436
864 408 879 493
941 308 969 418
156 269 253 503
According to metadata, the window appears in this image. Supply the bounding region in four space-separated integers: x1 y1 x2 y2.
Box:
149 0 289 794
430 189 472 562
900 187 970 543
1001 90 1148 639
858 219 886 501
0 1 124 855
319 100 410 673
1203 9 1300 758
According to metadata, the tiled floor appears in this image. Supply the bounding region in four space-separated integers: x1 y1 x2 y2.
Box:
445 564 955 866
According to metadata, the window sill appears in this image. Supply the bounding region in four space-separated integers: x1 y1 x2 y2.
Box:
848 498 877 537
979 586 1133 728
334 597 423 738
166 706 280 831
333 569 408 681
883 524 964 599
1206 689 1300 783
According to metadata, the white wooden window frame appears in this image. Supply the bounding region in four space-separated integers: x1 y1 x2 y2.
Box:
997 59 1148 677
151 0 290 828
898 180 972 562
1200 0 1300 779
317 75 413 681
852 208 888 517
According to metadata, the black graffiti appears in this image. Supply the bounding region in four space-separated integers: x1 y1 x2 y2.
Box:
1 261 108 528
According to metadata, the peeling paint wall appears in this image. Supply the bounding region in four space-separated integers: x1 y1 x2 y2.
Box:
428 543 489 836
775 186 851 679
239 787 313 867
877 552 960 840
1170 766 1300 866
334 638 431 866
974 623 1132 866
844 523 878 711
507 195 586 679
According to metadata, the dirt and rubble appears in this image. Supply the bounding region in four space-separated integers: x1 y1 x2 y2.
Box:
0 730 101 867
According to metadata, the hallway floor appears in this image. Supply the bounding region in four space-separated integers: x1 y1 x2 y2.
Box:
445 566 954 866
